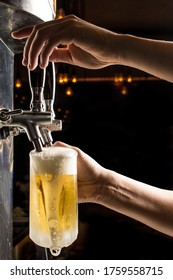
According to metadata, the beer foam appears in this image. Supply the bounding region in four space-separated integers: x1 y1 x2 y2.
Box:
30 147 77 175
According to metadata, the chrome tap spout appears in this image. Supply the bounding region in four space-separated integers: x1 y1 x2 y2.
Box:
0 62 62 151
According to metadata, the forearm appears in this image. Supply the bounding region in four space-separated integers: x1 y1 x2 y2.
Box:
100 169 173 236
115 34 173 82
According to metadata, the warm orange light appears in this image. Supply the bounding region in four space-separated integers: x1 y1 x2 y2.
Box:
65 87 73 96
114 75 119 84
114 74 124 85
127 76 132 83
121 86 128 95
71 76 77 83
57 73 64 84
118 74 124 82
63 73 69 83
56 8 65 19
15 78 22 88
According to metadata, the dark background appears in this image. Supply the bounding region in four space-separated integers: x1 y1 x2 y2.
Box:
13 73 173 260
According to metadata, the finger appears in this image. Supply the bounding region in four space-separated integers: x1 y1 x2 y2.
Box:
28 31 57 70
36 28 76 68
27 38 47 70
39 44 55 69
23 30 39 67
23 24 53 68
40 43 73 68
11 19 58 39
11 26 34 39
11 25 40 66
49 48 72 64
26 15 80 69
28 25 67 69
18 21 59 67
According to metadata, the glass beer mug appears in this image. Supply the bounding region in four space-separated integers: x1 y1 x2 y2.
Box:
29 146 78 256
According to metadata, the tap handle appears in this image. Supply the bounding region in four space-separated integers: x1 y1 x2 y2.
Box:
43 62 56 117
44 62 55 101
28 65 46 89
29 65 46 111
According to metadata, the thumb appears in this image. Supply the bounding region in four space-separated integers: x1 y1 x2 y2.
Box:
53 141 72 148
53 141 80 155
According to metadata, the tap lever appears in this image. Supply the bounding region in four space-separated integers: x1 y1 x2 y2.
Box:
29 65 46 88
43 62 56 117
0 108 23 121
29 65 46 112
44 62 55 101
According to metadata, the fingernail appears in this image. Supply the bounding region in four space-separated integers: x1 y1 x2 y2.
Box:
39 62 45 69
22 58 27 66
28 63 33 70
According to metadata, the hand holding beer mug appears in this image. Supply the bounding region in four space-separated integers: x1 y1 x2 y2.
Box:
29 146 78 257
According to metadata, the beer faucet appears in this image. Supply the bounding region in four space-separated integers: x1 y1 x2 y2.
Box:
0 62 62 152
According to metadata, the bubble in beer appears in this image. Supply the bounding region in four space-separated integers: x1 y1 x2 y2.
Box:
45 173 53 181
50 202 56 210
48 218 58 228
50 247 61 257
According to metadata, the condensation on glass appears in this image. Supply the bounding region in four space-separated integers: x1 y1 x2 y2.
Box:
29 147 78 257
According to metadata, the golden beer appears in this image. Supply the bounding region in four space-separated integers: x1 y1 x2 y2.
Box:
29 147 78 256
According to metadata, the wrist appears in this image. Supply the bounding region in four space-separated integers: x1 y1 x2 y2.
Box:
90 168 119 206
114 33 135 66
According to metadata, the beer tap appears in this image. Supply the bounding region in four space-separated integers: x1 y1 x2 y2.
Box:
39 62 59 147
0 62 62 152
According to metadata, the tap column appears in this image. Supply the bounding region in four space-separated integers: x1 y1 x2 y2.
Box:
0 0 55 259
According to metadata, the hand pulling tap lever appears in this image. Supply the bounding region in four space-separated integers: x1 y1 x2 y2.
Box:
0 62 62 152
